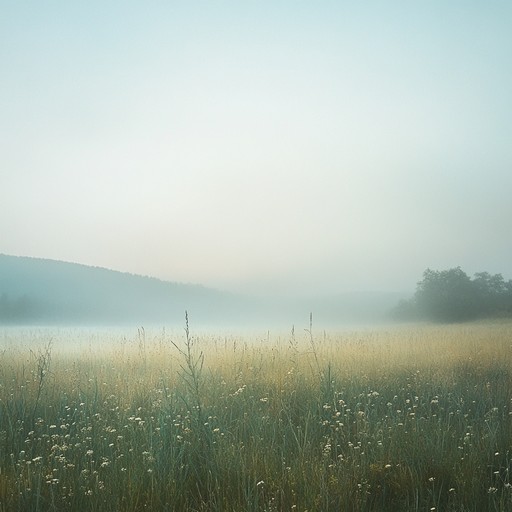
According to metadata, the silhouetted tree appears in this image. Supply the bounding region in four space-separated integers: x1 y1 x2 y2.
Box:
415 267 478 322
472 272 509 315
393 267 512 323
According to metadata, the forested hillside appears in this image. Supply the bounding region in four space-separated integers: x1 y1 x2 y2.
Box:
0 254 240 325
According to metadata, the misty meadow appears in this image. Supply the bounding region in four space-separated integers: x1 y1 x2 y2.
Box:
2 320 512 511
3 2 511 510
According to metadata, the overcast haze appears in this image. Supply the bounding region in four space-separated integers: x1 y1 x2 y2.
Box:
2 1 511 297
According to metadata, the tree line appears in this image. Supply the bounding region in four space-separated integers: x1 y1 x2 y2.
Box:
393 267 512 323
0 293 41 322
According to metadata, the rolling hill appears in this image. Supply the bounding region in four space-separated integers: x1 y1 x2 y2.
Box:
0 254 244 325
0 254 404 327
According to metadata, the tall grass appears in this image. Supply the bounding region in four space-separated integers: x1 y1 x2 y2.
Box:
1 321 512 511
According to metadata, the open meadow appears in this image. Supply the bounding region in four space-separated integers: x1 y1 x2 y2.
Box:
1 320 512 511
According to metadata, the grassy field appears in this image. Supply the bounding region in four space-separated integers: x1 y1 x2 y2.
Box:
1 320 512 511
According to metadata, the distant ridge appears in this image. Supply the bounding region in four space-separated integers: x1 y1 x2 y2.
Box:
0 254 404 327
0 254 240 325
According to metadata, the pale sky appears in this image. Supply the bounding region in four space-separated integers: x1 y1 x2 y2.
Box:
2 1 511 297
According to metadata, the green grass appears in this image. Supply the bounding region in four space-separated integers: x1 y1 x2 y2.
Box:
1 322 512 511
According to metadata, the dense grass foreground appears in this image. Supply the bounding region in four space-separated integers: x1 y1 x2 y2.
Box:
1 322 512 511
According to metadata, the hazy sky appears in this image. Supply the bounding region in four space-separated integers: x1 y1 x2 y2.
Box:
2 1 511 297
